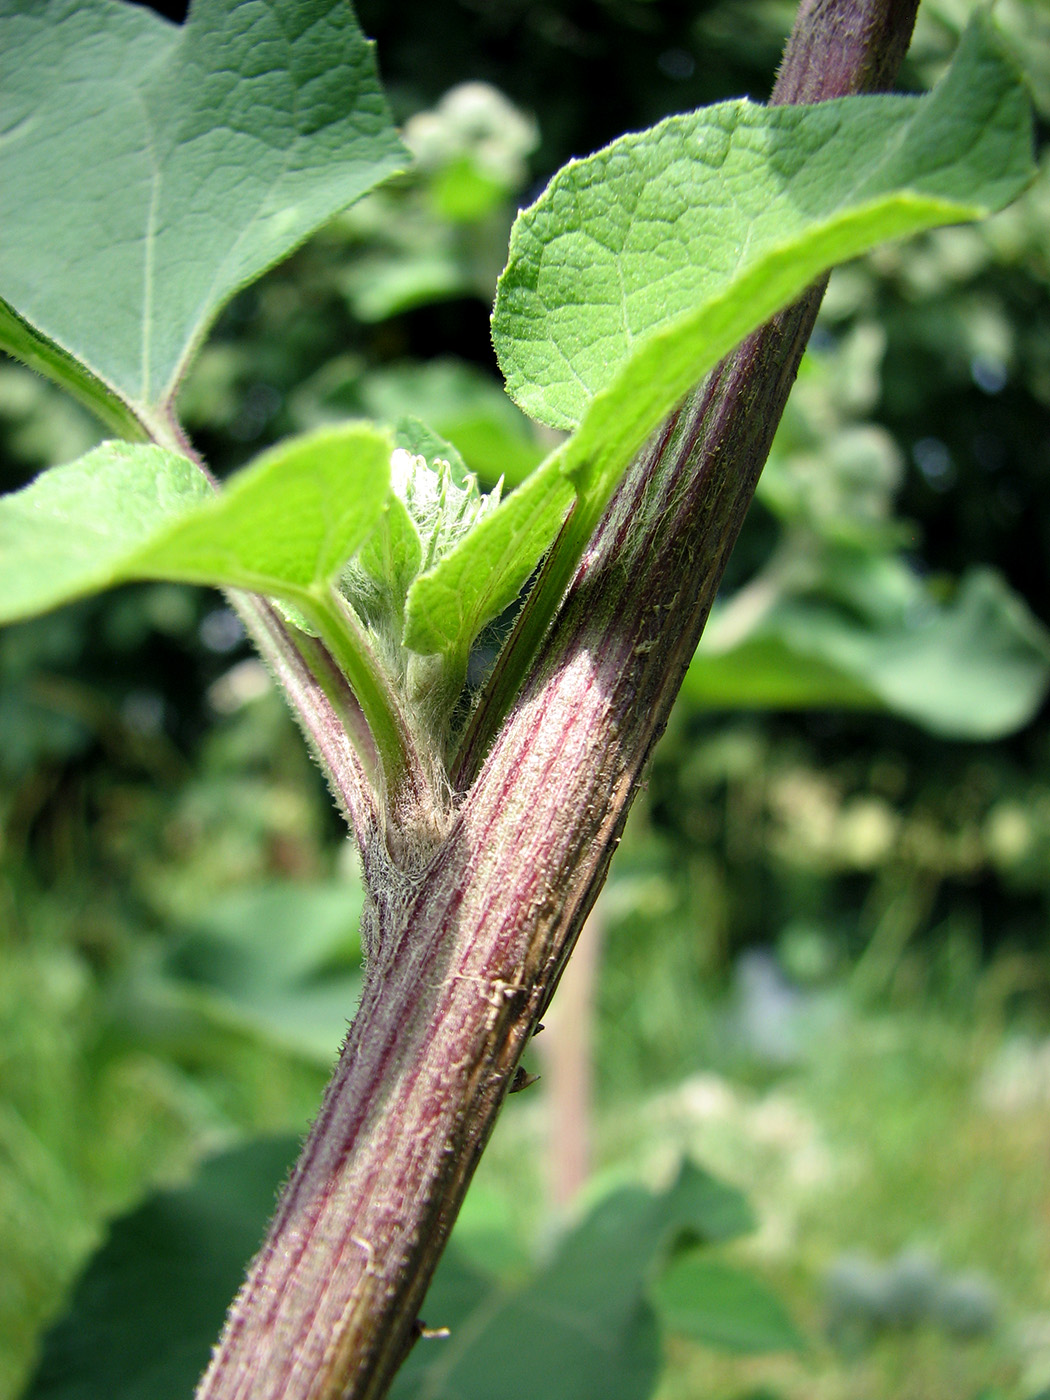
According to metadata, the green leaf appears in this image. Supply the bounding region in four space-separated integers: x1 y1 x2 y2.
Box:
402 453 573 660
493 13 1033 507
652 1255 806 1355
346 419 506 656
157 880 365 1063
386 426 500 577
0 443 210 624
0 0 407 433
657 1159 756 1246
421 13 1033 689
685 568 1050 740
355 360 546 488
23 1137 299 1400
352 488 422 634
25 1154 751 1400
0 424 391 625
145 426 392 599
390 1159 754 1400
392 416 471 485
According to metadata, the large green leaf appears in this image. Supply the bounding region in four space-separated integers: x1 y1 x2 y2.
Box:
493 14 1031 443
652 1255 805 1355
0 425 391 624
23 1138 299 1400
685 568 1050 740
24 1153 756 1400
389 1160 756 1400
0 0 407 434
411 15 1033 668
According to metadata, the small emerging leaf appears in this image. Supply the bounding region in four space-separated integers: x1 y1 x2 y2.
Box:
393 415 471 484
402 454 573 660
344 420 501 648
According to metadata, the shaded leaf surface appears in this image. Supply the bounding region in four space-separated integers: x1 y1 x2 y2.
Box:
652 1256 805 1355
25 1151 760 1400
24 1138 299 1400
0 0 406 429
686 568 1050 739
390 1160 755 1400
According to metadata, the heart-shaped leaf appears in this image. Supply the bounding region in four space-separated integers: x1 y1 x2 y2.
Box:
390 1160 757 1400
0 0 407 436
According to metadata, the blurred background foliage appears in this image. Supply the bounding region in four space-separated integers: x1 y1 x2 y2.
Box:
4 1 1050 1398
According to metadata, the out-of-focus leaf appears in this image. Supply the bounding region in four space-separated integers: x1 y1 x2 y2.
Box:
686 568 1050 739
157 880 365 1062
652 1255 806 1355
23 1137 298 1400
25 1148 760 1400
390 1160 755 1400
0 0 406 433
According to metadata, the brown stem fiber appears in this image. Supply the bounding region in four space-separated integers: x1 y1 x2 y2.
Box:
196 3 920 1398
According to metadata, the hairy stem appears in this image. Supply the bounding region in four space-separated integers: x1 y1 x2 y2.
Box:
151 427 388 857
297 586 431 822
196 3 920 1399
234 592 381 859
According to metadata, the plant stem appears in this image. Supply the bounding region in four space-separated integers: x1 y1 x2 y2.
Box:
196 4 920 1399
233 592 382 859
297 587 430 821
150 428 387 856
